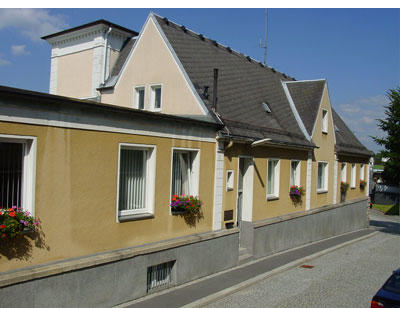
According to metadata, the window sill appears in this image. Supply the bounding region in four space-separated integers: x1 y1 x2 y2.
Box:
118 213 154 222
267 195 279 201
317 189 328 194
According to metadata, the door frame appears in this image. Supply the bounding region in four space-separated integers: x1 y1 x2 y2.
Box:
236 155 254 226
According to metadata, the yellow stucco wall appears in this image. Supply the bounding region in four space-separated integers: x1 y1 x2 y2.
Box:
310 84 336 209
101 17 205 116
336 156 369 202
0 121 215 272
222 143 308 226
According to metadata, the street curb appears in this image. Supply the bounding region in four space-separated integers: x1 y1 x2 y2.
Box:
182 230 379 308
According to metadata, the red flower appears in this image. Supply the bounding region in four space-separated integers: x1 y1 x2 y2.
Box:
0 224 5 229
9 211 16 217
1 233 6 238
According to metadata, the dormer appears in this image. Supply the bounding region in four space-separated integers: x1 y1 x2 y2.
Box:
42 20 138 100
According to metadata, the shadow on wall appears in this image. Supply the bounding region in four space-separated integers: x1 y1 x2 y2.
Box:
0 226 49 261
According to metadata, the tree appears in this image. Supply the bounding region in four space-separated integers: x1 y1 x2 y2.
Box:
373 87 400 186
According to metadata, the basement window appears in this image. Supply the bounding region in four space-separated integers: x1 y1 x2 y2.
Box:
147 261 175 292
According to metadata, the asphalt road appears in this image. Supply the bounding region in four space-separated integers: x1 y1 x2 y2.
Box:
205 209 400 308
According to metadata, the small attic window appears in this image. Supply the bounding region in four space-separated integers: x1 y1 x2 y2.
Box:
262 102 271 113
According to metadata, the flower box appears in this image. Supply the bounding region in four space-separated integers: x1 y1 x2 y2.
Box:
170 195 203 226
289 185 304 205
360 180 367 190
0 207 40 239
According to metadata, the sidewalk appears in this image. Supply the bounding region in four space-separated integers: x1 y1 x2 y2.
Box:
119 228 375 308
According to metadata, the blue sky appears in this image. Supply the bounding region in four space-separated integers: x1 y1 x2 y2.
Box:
0 8 399 153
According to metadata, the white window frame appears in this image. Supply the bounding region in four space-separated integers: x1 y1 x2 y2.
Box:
0 134 36 215
290 160 301 187
169 147 200 213
266 158 280 200
360 164 365 181
317 161 329 193
133 86 145 110
226 169 234 191
341 162 347 182
150 84 162 112
116 143 156 222
322 109 328 134
350 163 356 188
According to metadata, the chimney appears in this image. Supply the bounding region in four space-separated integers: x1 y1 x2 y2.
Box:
213 68 219 112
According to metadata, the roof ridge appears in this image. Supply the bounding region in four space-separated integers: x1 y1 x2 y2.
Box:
153 13 296 81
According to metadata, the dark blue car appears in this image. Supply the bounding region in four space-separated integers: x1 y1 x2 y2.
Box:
371 268 400 308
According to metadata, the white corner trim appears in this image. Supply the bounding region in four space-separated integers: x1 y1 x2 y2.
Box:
49 57 58 94
212 141 224 230
306 151 312 210
281 81 312 142
333 154 338 205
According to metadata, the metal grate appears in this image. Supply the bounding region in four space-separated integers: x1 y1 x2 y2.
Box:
0 142 23 208
147 261 174 292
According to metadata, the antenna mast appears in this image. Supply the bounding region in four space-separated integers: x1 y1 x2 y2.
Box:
259 9 268 66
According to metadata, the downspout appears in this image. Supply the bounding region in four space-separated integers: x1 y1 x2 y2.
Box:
103 27 112 83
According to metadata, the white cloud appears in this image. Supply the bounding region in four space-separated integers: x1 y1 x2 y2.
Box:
11 44 30 56
0 9 68 42
335 94 388 153
0 54 10 66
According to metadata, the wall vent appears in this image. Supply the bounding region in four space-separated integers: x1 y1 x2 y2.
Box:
147 261 175 292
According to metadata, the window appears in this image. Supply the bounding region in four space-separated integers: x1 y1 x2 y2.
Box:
341 163 347 182
317 162 328 192
226 170 234 191
290 160 301 186
351 163 356 188
150 85 162 111
322 109 328 133
134 86 145 110
117 144 156 220
267 159 280 199
0 135 36 214
360 164 365 181
171 148 200 197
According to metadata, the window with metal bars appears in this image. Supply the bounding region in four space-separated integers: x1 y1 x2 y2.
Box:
147 261 175 292
0 142 23 208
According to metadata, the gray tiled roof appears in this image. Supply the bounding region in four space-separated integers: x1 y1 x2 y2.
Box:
154 15 315 148
332 108 372 157
95 14 370 155
286 80 325 135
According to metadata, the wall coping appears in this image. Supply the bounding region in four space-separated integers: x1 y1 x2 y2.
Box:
0 227 238 288
253 197 368 229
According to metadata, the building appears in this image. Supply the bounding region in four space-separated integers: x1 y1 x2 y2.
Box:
0 13 372 307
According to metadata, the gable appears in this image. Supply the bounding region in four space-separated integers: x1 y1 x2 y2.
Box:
100 15 208 116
